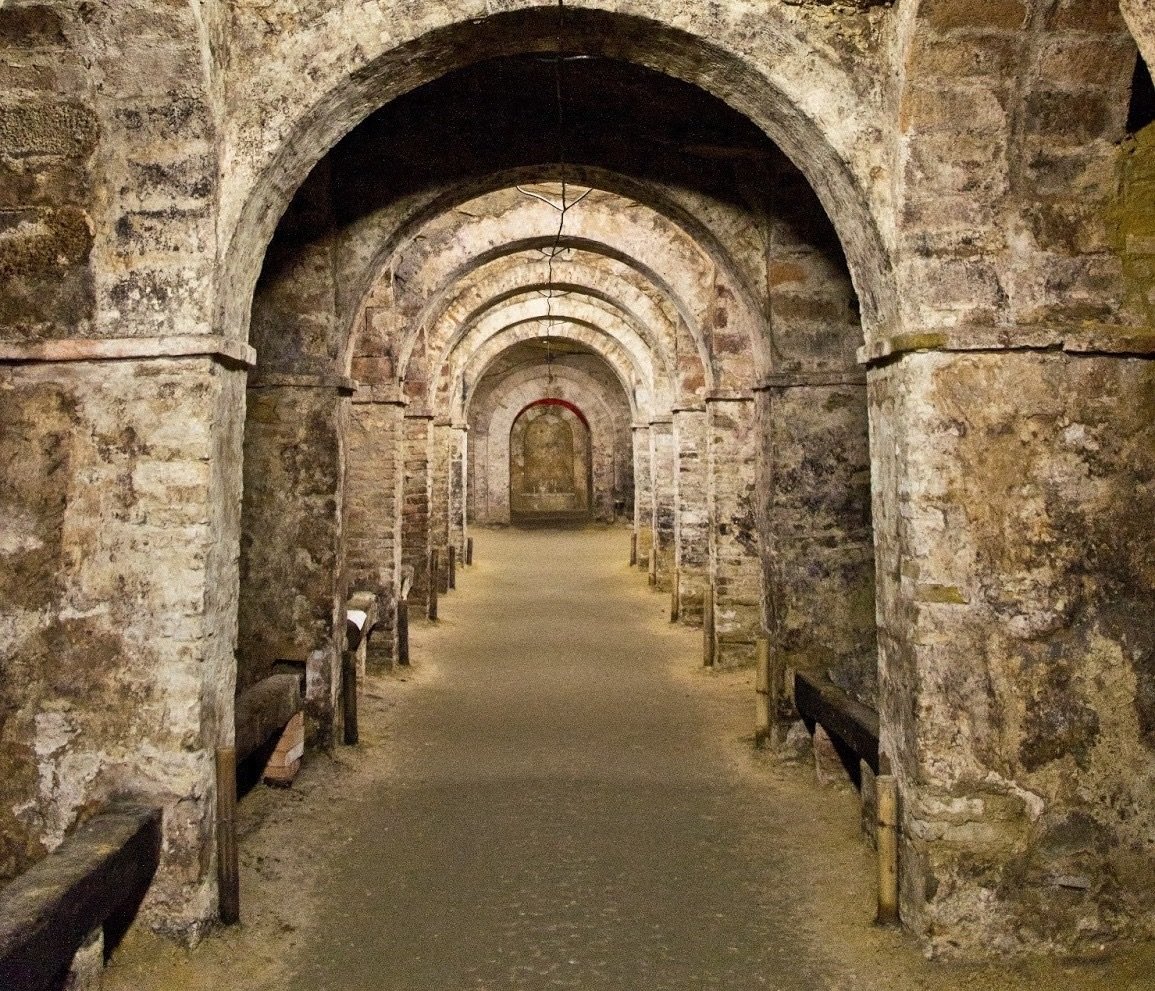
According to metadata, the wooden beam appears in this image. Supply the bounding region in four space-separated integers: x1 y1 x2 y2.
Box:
794 671 880 774
0 803 161 991
234 673 303 763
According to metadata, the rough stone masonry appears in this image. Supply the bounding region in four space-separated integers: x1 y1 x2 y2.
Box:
0 0 1154 964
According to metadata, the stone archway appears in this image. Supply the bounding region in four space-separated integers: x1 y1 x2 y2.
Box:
509 400 593 524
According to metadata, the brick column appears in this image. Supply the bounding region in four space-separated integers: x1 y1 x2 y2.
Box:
430 422 453 593
0 339 250 939
448 422 469 562
239 374 352 750
650 418 676 591
673 406 709 624
346 387 407 669
402 412 434 611
706 394 761 667
869 340 1155 956
632 424 653 571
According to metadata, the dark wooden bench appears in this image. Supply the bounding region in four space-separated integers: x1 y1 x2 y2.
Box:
794 671 881 774
0 803 162 991
235 672 303 763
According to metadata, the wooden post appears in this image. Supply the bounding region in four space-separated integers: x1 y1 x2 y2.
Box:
448 545 456 590
876 770 900 927
703 584 715 668
215 747 239 925
755 636 771 744
341 650 358 745
428 549 439 621
397 598 410 666
670 568 680 623
630 532 638 567
466 536 474 566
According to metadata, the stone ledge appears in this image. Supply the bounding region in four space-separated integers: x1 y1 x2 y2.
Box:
0 335 257 368
859 326 1155 366
249 373 357 393
352 384 409 406
754 369 867 390
704 389 755 402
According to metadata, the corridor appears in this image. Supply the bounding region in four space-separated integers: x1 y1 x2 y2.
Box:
104 528 1154 991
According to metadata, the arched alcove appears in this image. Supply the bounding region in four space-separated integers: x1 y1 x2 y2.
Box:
508 400 593 524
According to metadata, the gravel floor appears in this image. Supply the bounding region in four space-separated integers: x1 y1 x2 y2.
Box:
104 526 1155 991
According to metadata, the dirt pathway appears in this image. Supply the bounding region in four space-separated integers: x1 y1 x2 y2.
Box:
105 527 1155 990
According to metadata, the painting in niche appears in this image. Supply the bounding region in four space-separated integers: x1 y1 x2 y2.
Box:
510 403 591 518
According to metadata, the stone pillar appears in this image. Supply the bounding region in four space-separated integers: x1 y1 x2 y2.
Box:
650 419 676 592
632 424 653 570
673 406 709 624
468 426 491 524
448 422 469 561
868 338 1155 957
402 412 434 611
754 371 876 704
239 374 352 750
706 394 761 667
0 338 251 940
430 422 453 594
346 387 407 669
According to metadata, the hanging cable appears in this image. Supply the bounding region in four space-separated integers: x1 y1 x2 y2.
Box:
513 0 582 379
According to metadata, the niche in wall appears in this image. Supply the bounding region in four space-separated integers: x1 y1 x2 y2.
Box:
510 400 592 521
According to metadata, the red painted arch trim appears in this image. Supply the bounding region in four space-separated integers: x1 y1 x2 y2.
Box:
515 397 590 430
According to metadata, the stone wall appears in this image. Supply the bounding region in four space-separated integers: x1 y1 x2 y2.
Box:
238 383 347 747
510 404 592 520
756 377 876 705
872 345 1155 957
0 355 243 938
345 396 406 668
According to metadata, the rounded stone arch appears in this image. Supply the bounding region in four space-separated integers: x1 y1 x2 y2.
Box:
219 5 899 351
335 162 777 352
397 238 734 393
409 253 701 397
471 364 629 524
436 293 674 416
454 317 654 422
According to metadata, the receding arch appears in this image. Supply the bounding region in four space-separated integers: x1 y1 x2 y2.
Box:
220 6 899 355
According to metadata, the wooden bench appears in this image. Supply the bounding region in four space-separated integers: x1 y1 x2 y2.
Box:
0 803 162 991
793 671 881 775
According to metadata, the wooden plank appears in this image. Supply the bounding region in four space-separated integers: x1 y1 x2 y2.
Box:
794 671 880 774
0 803 161 991
234 673 302 762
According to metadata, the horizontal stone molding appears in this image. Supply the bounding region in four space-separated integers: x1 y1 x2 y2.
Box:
754 370 867 391
249 373 357 393
352 385 409 406
859 327 1155 367
0 335 257 369
704 389 754 403
671 404 707 414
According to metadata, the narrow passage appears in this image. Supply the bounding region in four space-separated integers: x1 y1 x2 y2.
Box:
106 527 1155 991
287 526 831 990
